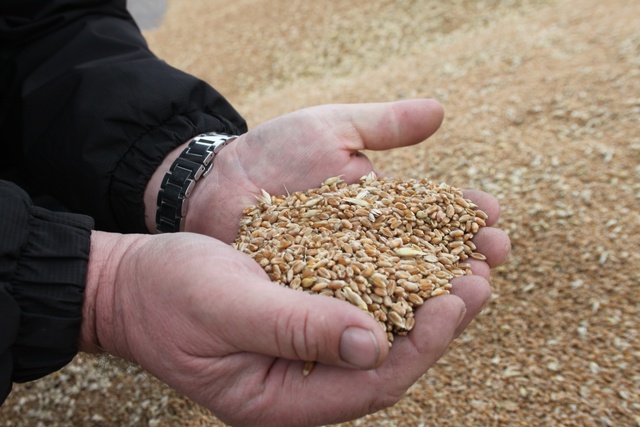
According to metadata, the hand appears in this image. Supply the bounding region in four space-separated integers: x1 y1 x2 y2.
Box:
144 99 445 242
80 191 509 427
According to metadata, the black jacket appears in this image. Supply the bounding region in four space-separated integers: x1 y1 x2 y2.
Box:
0 0 247 404
1 0 247 232
0 180 93 405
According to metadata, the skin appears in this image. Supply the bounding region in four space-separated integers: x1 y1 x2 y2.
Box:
144 99 448 242
80 99 511 426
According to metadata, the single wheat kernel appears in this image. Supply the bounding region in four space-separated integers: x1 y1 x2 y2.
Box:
303 361 315 376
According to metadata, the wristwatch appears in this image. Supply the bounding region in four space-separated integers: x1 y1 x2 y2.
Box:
155 132 237 233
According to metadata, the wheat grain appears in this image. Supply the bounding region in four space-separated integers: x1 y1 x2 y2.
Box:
232 173 488 347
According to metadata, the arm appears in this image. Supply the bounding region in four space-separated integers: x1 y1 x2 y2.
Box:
0 180 93 405
0 0 247 233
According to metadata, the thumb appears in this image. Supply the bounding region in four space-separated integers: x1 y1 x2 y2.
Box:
339 98 445 152
218 275 390 369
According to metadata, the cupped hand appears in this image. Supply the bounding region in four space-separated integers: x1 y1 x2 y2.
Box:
184 99 445 243
81 190 509 427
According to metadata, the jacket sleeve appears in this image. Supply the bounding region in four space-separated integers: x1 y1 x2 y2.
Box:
0 180 94 406
0 0 248 233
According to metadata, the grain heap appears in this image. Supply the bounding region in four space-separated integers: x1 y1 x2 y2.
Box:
233 173 488 345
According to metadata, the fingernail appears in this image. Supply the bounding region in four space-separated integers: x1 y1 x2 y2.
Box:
453 305 469 339
457 305 467 327
339 327 380 369
480 296 492 313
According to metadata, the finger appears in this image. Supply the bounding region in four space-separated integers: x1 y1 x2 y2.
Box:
462 189 501 226
339 99 445 152
461 190 510 267
463 258 491 280
368 294 466 392
471 227 511 268
265 294 467 426
449 274 492 337
208 273 390 370
336 151 378 184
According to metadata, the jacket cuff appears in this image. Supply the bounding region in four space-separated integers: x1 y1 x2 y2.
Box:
110 108 245 233
3 183 94 384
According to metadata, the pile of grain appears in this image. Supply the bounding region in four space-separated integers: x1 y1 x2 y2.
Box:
233 173 487 344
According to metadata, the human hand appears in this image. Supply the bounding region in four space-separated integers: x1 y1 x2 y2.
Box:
81 191 509 427
144 99 445 242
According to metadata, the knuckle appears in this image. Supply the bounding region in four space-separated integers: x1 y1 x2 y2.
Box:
275 306 321 361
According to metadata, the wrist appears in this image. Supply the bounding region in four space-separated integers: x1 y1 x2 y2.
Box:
181 134 262 243
78 231 145 359
145 133 238 234
144 143 187 233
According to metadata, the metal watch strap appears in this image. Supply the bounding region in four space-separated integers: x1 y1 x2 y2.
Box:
155 133 237 233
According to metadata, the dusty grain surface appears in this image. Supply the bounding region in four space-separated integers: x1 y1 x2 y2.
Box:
2 0 639 426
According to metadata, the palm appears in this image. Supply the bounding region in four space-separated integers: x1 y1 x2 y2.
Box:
235 107 376 194
104 234 386 426
110 233 485 427
186 99 445 242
